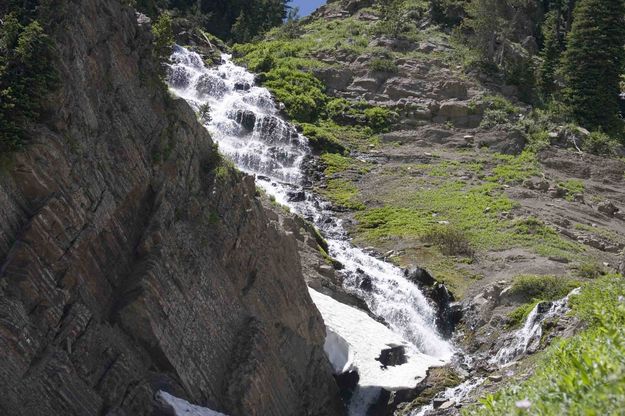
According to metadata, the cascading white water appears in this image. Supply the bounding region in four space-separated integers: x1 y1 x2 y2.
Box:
491 288 581 366
167 46 453 413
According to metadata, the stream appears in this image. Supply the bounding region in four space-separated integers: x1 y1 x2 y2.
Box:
167 47 453 414
166 47 578 415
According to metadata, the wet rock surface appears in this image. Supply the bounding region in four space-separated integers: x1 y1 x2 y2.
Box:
0 2 343 416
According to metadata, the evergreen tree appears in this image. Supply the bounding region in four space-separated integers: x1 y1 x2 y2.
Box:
562 0 625 131
537 9 563 98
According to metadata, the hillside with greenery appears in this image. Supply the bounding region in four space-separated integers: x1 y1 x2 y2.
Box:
0 0 624 415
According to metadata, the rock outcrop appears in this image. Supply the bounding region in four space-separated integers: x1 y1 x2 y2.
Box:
0 1 342 415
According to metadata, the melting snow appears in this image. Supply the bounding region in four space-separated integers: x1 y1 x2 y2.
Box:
156 391 228 416
309 288 446 390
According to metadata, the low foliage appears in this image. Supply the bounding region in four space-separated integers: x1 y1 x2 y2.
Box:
152 12 174 61
423 225 475 257
507 275 580 303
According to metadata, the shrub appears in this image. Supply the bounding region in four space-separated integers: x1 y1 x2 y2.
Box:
264 67 327 122
368 58 398 74
581 131 621 156
301 124 346 154
364 107 397 132
423 225 475 258
508 275 580 302
576 261 605 280
479 95 521 128
507 301 539 328
152 12 174 61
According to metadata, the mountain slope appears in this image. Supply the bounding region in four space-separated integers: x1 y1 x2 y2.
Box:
0 1 342 415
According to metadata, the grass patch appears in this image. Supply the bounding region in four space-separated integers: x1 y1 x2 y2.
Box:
319 179 365 210
467 275 625 416
488 151 540 184
559 179 585 200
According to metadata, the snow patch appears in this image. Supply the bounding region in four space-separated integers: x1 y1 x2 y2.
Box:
156 391 228 416
309 288 447 390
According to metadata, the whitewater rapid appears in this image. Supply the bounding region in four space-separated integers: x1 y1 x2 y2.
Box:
167 47 453 414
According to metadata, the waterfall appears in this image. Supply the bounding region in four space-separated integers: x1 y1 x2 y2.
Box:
491 288 581 366
167 46 453 414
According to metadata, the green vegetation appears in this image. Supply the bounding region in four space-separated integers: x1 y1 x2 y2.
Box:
562 0 625 132
558 179 584 200
507 275 580 303
423 225 474 258
537 10 563 98
233 17 398 153
320 179 365 210
368 57 399 74
0 8 58 155
488 151 540 184
507 301 539 328
320 153 353 175
355 152 581 260
576 261 606 280
479 95 521 129
468 275 625 415
152 12 174 60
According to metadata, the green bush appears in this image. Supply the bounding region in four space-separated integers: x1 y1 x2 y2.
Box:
152 12 174 61
508 275 580 302
368 57 399 74
576 261 605 280
301 124 346 154
507 301 539 328
264 67 327 122
581 131 621 156
423 225 475 257
364 107 397 132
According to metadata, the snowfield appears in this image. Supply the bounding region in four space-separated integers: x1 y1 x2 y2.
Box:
309 288 447 390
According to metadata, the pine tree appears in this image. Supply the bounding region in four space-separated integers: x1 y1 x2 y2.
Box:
538 10 563 98
562 0 625 131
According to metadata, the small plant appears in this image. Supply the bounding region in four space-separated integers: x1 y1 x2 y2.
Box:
508 275 580 302
152 12 174 61
364 107 397 132
423 225 475 258
581 131 620 156
576 261 605 279
198 103 212 123
368 58 398 74
507 301 539 328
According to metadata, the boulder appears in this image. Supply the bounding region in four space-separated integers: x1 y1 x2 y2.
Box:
437 80 469 100
360 276 373 292
314 67 354 91
437 100 470 119
598 200 619 216
404 266 436 287
234 109 257 131
376 346 407 368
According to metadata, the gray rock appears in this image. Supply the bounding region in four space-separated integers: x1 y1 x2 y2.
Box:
598 200 619 216
437 100 470 119
437 80 468 100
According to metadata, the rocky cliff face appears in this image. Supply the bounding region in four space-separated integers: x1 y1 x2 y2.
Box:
0 1 342 415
